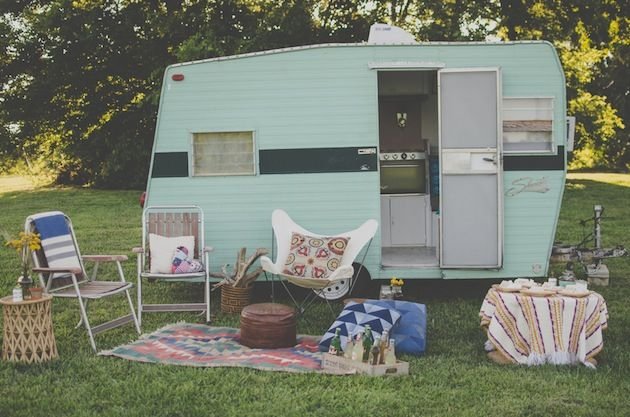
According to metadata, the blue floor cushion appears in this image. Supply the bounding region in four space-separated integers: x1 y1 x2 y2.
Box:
319 301 400 352
364 299 427 355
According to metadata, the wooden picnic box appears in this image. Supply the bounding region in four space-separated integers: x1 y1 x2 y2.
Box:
322 354 409 377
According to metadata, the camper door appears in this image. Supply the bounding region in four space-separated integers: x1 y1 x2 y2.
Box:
438 68 503 268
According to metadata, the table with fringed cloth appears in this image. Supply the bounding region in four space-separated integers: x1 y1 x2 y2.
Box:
480 288 608 368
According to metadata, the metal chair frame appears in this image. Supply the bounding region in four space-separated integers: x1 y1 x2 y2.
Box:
26 211 141 352
260 209 377 317
134 205 212 327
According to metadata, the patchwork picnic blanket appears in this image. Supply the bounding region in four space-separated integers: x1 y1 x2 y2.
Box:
480 288 608 367
31 211 81 276
100 324 328 373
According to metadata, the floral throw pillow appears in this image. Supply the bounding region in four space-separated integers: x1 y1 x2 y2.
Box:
283 232 350 279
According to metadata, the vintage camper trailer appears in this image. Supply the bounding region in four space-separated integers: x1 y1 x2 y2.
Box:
144 26 571 297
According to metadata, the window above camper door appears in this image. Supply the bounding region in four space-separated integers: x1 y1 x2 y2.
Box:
192 131 256 176
502 97 554 154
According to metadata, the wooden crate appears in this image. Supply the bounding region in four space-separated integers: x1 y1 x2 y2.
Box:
322 354 409 377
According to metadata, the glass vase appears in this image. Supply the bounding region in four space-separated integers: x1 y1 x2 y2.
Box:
18 275 33 301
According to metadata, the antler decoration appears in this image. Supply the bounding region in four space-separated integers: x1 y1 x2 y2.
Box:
210 247 269 289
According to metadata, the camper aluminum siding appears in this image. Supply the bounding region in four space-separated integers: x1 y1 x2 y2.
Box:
146 41 566 280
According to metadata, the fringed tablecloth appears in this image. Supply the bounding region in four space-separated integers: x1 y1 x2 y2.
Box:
480 288 608 368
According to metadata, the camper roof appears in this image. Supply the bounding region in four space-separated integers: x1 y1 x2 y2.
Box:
167 40 554 69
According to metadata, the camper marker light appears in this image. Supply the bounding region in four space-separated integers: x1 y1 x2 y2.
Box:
171 73 185 81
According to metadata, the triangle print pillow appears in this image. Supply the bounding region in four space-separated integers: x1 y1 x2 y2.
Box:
319 301 400 352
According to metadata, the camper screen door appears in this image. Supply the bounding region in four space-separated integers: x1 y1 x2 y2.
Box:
438 68 503 269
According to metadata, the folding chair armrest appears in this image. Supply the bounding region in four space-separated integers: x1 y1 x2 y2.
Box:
33 266 82 274
132 247 144 254
82 254 128 262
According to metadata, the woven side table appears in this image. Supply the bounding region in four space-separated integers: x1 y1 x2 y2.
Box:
1 294 58 363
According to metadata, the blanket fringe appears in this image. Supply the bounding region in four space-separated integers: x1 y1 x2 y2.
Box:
484 340 496 352
526 351 585 367
547 351 576 365
526 353 547 366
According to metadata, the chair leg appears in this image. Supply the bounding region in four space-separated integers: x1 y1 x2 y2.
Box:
137 273 143 328
299 291 318 314
75 299 88 329
263 271 275 303
278 280 330 320
205 277 211 323
313 289 337 318
91 261 100 281
301 290 335 318
279 279 302 311
76 295 97 352
113 260 140 334
125 289 141 335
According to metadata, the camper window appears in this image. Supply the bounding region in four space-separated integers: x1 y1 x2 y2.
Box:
192 131 255 176
503 97 554 153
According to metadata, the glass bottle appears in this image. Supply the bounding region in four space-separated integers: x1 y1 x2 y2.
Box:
344 332 354 360
379 330 389 364
352 333 363 362
385 338 397 365
362 325 373 362
12 285 23 302
369 337 381 365
328 327 343 356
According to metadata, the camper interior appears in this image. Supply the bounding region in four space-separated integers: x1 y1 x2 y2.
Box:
378 70 440 268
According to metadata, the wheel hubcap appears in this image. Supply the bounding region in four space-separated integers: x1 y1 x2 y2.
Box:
315 279 350 300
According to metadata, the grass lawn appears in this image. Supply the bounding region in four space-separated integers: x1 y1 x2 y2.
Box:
0 173 629 417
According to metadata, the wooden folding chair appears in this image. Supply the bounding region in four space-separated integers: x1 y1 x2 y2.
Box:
133 205 212 327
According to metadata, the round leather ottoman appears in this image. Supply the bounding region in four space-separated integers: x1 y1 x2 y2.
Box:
240 303 297 349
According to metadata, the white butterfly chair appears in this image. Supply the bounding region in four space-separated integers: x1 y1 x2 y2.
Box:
260 209 378 315
26 211 141 352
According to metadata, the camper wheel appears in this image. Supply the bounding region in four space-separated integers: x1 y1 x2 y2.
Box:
315 262 371 300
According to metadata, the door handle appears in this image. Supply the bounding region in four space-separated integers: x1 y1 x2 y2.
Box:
483 156 498 165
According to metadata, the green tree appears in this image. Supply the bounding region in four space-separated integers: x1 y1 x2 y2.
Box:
0 0 184 187
495 0 627 170
0 0 627 189
0 0 324 187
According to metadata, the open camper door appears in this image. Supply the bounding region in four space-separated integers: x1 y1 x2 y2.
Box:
438 68 503 268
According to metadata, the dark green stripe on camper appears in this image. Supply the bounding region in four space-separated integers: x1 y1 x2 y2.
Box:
259 147 378 174
151 152 189 177
504 146 565 171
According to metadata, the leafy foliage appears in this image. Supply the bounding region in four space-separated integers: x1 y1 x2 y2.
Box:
494 0 628 170
0 0 627 188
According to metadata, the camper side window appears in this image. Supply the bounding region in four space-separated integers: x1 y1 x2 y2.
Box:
192 131 255 176
503 97 554 153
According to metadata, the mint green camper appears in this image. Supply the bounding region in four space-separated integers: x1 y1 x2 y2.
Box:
145 29 571 296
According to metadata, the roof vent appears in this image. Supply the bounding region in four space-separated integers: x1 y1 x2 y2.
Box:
367 23 416 44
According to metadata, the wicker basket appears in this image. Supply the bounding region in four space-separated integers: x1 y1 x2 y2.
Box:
220 285 252 313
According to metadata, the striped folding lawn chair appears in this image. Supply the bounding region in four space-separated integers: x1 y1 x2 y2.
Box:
26 211 140 352
133 206 213 328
